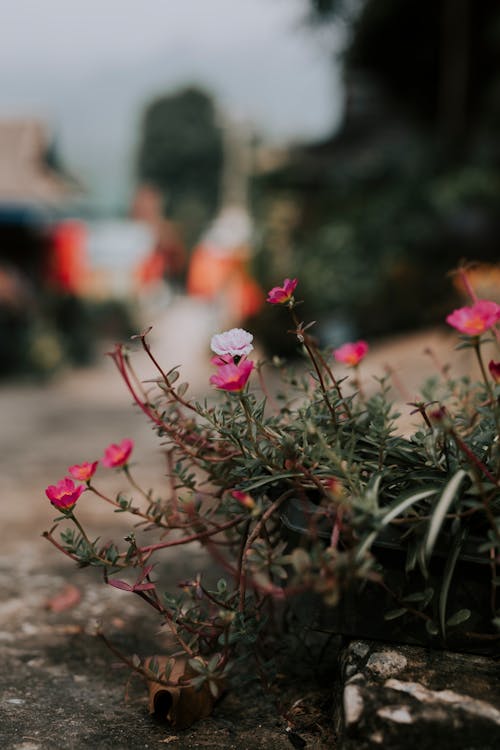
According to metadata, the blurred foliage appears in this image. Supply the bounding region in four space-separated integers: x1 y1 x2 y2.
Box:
0 294 135 380
137 86 224 249
250 0 500 352
0 216 136 379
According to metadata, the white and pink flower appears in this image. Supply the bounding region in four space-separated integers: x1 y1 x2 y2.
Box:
210 328 254 362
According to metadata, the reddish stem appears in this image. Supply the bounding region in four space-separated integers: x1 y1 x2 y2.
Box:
134 515 246 556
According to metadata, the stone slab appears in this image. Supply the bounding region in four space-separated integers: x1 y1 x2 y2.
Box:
337 639 500 750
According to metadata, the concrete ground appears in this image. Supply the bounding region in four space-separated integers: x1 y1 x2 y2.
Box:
0 294 495 749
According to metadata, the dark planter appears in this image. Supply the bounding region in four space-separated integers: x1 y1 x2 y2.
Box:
281 497 498 656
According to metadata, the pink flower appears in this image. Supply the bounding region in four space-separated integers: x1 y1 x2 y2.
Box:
333 340 369 367
45 477 85 513
68 461 98 482
446 299 500 336
210 328 254 360
489 360 500 383
102 438 134 468
266 278 298 305
209 360 254 392
211 354 232 366
231 489 256 510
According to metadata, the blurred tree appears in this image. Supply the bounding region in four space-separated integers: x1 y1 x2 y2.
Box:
310 0 500 156
249 0 500 350
136 87 224 249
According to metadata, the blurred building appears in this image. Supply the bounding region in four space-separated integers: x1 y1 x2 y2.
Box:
0 119 79 290
0 119 76 206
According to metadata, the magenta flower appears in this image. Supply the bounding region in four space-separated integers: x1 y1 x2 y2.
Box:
489 360 500 383
209 360 254 392
266 278 298 305
210 328 254 361
446 299 500 336
45 477 85 513
231 489 256 510
102 438 134 468
68 461 98 482
334 340 369 367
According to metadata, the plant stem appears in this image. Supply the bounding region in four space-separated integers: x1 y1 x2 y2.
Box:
123 465 152 504
134 515 246 557
238 490 293 612
289 309 339 428
473 338 496 404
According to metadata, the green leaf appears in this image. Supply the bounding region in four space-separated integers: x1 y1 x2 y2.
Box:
188 658 205 674
438 526 466 638
381 488 439 527
290 548 311 574
162 659 173 679
208 680 220 698
424 469 467 560
148 656 159 675
216 578 227 594
384 608 407 621
446 609 471 627
425 620 439 636
356 488 438 560
177 382 189 397
166 368 180 384
208 653 220 672
190 675 206 689
401 591 428 604
421 587 434 608
241 472 302 491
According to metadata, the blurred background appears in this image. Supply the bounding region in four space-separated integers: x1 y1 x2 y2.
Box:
1 0 499 378
1 2 499 734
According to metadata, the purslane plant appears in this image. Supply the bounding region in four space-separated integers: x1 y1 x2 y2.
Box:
43 268 500 707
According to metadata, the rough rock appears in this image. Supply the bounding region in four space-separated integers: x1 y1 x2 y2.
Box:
336 640 500 750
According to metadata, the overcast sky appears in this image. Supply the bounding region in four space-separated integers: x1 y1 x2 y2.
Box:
0 0 343 210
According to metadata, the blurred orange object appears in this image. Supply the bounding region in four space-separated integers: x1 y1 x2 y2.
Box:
187 243 263 322
135 248 168 287
46 220 88 294
131 184 186 284
453 263 500 303
187 207 263 323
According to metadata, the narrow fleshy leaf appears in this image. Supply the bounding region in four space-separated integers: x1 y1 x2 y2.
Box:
132 582 156 592
425 619 439 636
241 472 301 491
438 526 466 638
177 382 189 398
356 488 438 559
381 488 438 527
425 469 467 560
446 608 471 627
107 578 133 591
384 608 407 621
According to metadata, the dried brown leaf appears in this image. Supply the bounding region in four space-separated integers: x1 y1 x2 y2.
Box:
44 584 81 612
